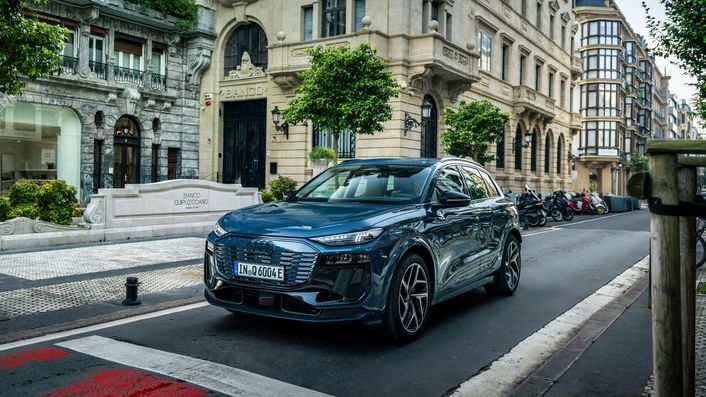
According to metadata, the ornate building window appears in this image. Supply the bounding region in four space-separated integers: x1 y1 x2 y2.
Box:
313 128 356 159
544 133 552 173
580 83 621 117
530 130 538 172
477 30 492 72
580 20 621 46
514 125 523 171
557 137 563 175
224 24 268 76
582 48 621 80
581 121 618 155
322 0 346 38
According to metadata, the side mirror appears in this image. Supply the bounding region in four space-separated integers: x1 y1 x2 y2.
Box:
436 191 471 208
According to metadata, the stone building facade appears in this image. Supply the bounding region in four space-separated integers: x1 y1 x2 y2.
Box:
0 0 215 204
198 0 578 194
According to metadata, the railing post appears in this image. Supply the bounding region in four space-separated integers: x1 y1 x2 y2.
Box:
678 166 696 396
649 152 683 396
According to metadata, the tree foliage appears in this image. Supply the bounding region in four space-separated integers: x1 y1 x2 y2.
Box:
629 154 649 174
643 0 706 122
0 0 68 96
441 100 511 165
281 44 399 162
134 0 198 31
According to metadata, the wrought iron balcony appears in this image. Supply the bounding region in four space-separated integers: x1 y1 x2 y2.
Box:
114 66 144 86
148 73 167 91
59 56 78 75
89 61 108 80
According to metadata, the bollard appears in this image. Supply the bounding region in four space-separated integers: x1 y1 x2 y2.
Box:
122 276 142 306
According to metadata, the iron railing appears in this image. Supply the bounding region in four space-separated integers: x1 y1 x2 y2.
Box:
59 56 78 75
114 66 143 86
89 61 108 80
313 129 356 159
148 73 167 91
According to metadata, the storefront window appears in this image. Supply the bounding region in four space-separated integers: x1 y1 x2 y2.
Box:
0 102 81 195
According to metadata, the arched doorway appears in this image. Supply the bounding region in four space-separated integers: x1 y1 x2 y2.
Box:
420 95 438 158
514 124 523 170
113 115 141 188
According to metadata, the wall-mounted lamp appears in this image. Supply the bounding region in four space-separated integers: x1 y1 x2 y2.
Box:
403 97 433 135
568 151 577 163
271 106 289 139
512 131 533 153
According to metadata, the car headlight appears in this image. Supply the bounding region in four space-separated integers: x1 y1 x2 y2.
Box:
310 228 383 246
213 223 227 237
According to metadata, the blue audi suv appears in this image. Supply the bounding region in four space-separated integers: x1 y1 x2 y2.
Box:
204 158 522 342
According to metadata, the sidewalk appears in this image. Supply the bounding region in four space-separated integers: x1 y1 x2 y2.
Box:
0 236 206 341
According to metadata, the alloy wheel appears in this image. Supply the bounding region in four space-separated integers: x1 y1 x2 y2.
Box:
505 241 520 290
398 262 429 334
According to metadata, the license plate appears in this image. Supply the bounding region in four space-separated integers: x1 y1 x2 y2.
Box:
233 262 284 282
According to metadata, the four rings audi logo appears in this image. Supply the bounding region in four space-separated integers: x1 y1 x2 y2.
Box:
244 239 274 255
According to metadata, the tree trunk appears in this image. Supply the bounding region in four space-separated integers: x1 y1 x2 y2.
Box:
332 131 339 164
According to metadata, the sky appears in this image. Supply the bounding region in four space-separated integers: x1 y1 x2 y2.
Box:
613 0 698 107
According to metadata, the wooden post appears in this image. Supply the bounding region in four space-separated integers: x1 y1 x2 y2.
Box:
678 166 696 396
649 153 683 396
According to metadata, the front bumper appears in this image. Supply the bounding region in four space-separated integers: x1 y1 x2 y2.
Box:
204 234 386 324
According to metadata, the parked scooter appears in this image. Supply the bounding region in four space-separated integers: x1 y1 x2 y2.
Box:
544 190 574 221
516 185 547 227
567 192 597 215
589 192 609 215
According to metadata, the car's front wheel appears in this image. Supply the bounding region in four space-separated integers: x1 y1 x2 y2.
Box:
383 253 431 343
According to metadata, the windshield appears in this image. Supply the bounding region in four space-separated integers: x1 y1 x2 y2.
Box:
293 164 432 204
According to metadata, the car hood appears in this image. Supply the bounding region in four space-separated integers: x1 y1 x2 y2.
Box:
219 201 417 238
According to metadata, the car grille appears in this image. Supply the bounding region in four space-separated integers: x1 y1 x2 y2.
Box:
214 238 318 287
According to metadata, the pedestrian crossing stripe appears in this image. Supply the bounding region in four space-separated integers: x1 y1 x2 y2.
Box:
57 335 332 397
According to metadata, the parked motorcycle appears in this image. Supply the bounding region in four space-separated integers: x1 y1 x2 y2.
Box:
544 190 574 221
567 192 597 215
516 186 547 227
589 192 609 215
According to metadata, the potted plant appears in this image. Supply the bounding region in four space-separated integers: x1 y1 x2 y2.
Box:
308 146 336 177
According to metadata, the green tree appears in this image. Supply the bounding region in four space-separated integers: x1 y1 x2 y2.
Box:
629 154 649 174
643 0 706 121
281 44 399 163
441 100 511 165
0 0 68 96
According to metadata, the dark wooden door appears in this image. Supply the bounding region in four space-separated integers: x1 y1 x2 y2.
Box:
223 100 266 188
113 137 140 188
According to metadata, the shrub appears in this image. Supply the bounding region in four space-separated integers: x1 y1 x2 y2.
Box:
260 190 275 203
8 204 38 220
268 176 298 200
0 196 9 222
3 180 77 225
308 146 336 164
36 180 78 225
8 180 40 206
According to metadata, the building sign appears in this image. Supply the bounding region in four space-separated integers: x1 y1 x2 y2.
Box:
598 148 619 156
174 192 209 210
220 84 267 99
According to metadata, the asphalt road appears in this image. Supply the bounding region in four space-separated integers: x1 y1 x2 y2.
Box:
0 210 651 397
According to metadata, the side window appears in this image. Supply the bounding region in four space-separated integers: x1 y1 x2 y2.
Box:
461 167 490 200
479 170 501 197
433 167 466 201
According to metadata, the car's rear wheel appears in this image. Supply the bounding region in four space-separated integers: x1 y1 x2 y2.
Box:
383 253 431 343
485 235 521 296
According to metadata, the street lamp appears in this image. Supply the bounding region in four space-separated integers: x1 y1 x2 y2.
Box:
403 97 433 135
512 131 533 153
270 106 289 139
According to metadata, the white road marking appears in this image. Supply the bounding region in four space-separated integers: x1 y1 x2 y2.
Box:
522 227 561 237
0 302 209 352
450 255 650 397
558 211 633 227
57 335 331 397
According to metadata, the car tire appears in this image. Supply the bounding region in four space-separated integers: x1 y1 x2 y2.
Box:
485 235 521 296
382 253 431 343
